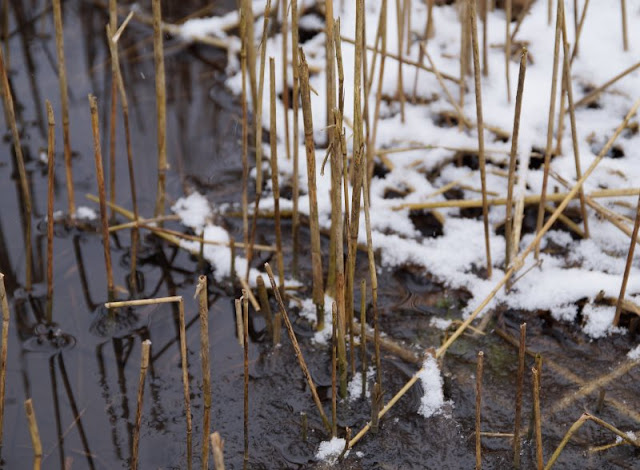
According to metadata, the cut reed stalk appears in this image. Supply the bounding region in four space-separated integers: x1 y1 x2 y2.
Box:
349 98 640 449
0 273 9 451
52 0 75 217
291 0 301 277
532 366 543 470
535 0 563 260
370 381 382 434
256 275 273 338
560 17 589 238
273 309 282 346
235 298 244 347
241 0 258 112
24 399 42 470
298 48 325 330
0 47 32 290
505 0 511 102
108 0 117 221
46 101 55 323
131 339 150 470
178 298 193 470
242 291 249 470
513 323 526 469
89 95 115 299
360 279 367 399
469 0 493 278
238 277 261 312
152 0 168 221
505 49 527 275
475 351 484 470
620 0 628 51
106 23 140 292
269 58 285 290
331 302 338 437
196 276 211 469
210 432 225 470
264 263 331 432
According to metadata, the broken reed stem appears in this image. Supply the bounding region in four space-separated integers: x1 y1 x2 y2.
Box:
469 0 492 278
238 276 261 312
560 16 589 238
46 101 55 323
513 323 526 469
264 263 331 432
360 279 367 399
235 298 244 347
505 49 527 274
106 23 139 292
52 0 75 217
197 276 211 469
256 275 273 339
280 0 290 162
210 432 225 470
475 351 484 470
131 339 150 470
620 0 628 51
505 0 511 102
269 58 285 290
291 0 301 277
331 302 338 437
544 413 640 469
242 0 258 115
298 48 325 330
89 95 115 299
532 367 543 470
0 273 9 451
108 0 117 221
242 292 249 470
348 99 640 450
614 193 640 326
0 47 32 291
152 0 167 221
178 298 193 470
24 399 42 469
535 0 563 260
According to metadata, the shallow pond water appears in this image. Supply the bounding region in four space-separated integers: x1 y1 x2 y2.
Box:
0 1 638 469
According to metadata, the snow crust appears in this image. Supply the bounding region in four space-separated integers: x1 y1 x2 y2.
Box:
417 355 446 418
315 437 348 463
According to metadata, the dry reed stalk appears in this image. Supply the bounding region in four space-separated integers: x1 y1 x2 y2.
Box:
273 309 282 345
291 0 301 277
24 399 42 470
513 323 526 469
108 0 118 220
475 351 484 470
242 292 249 470
298 48 325 330
505 49 527 275
459 0 469 118
0 273 9 450
280 0 290 162
532 367 543 470
89 95 115 299
574 60 640 109
52 0 75 217
365 0 387 99
535 0 563 260
614 193 640 326
368 0 388 185
269 58 285 290
569 0 590 64
348 99 640 449
325 0 336 134
196 276 211 469
241 0 258 111
331 302 338 437
469 0 493 278
510 0 532 41
46 101 55 323
505 0 512 102
264 263 331 432
360 279 367 399
105 296 181 308
237 276 261 312
131 339 150 470
210 432 225 470
108 215 178 232
235 299 244 347
554 61 567 157
240 8 250 275
393 187 640 211
544 413 639 469
560 18 589 238
0 47 32 290
152 0 168 221
106 23 140 292
395 0 407 122
412 0 435 98
256 275 273 338
370 381 382 434
300 412 308 442
620 0 628 51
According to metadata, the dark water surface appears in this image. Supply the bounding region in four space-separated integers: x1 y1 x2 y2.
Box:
0 1 639 469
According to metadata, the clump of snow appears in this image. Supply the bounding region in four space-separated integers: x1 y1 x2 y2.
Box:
315 437 348 464
347 366 375 402
628 344 640 361
430 317 453 331
581 303 625 339
417 355 446 418
295 294 335 344
76 206 97 221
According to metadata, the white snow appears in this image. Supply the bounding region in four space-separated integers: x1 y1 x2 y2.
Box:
315 437 348 464
76 206 97 221
628 344 640 361
417 355 446 418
